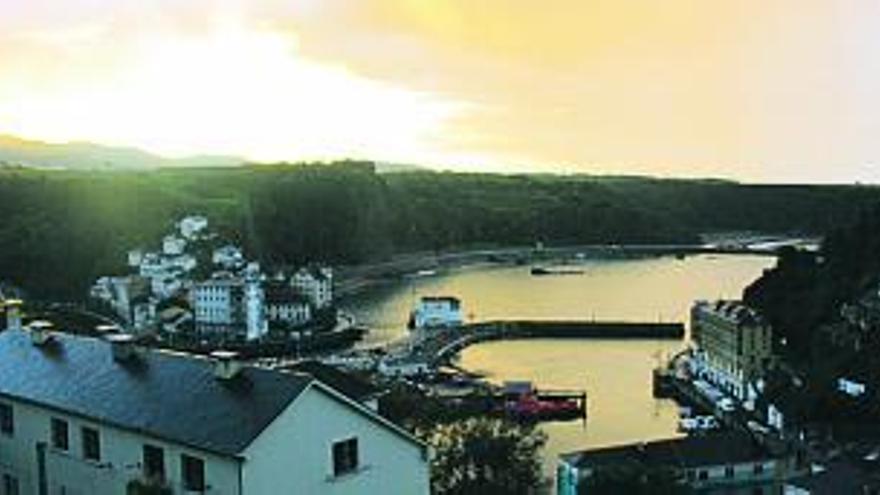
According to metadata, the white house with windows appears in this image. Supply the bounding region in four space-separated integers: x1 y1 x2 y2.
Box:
264 282 312 327
178 216 208 240
0 329 430 495
410 296 463 330
290 267 333 309
162 235 187 256
192 275 268 341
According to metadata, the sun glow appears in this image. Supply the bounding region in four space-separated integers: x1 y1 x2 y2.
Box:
0 22 464 163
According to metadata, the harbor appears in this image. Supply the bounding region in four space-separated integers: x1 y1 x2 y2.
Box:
344 253 776 473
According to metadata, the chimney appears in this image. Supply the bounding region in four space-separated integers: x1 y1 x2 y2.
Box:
28 320 54 346
211 350 243 380
106 333 140 362
4 299 22 332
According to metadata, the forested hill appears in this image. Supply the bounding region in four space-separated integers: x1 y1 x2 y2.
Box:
1 161 878 299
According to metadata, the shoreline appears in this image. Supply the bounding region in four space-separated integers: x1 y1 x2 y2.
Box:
335 242 785 300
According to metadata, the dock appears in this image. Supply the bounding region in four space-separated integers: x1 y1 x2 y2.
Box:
415 319 684 366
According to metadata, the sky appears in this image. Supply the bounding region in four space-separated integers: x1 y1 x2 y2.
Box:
1 0 879 183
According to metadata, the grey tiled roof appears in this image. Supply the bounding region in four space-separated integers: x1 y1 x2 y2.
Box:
561 432 770 469
0 330 312 457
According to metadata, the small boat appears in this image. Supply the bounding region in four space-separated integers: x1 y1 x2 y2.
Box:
530 266 584 276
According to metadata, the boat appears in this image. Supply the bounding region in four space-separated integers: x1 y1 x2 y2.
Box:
530 266 584 276
504 393 582 419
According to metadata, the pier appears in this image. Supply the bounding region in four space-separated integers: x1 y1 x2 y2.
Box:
401 319 684 368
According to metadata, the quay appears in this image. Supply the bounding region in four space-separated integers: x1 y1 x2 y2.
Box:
386 319 684 370
428 320 684 366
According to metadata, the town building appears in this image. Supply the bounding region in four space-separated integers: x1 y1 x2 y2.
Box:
162 235 187 256
178 215 208 240
291 266 333 309
0 329 430 495
90 276 151 328
192 274 267 341
690 300 774 401
557 432 786 495
410 296 463 329
213 245 245 270
264 282 312 327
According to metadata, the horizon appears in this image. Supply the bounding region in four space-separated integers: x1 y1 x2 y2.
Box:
2 1 880 183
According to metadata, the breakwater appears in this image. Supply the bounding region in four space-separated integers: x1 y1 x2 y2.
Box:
416 320 685 366
469 320 685 339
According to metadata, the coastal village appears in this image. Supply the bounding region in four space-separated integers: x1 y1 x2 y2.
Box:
87 215 339 346
0 220 879 494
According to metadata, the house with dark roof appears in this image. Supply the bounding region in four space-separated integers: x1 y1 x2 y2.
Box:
0 328 429 494
690 300 775 401
282 360 384 411
290 266 333 310
264 282 312 327
557 432 789 495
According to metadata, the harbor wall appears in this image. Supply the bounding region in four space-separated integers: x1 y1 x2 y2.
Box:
463 320 685 340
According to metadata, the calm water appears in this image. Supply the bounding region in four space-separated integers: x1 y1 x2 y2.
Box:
342 254 775 472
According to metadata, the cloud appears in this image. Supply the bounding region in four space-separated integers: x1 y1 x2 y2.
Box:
1 0 880 181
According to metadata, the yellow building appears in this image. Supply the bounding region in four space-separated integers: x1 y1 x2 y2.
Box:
691 300 773 400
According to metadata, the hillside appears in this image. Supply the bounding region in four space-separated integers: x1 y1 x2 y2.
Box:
0 135 242 170
1 162 879 299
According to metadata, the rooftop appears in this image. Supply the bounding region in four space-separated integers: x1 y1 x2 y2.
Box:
0 329 313 457
695 300 766 327
561 432 770 470
264 282 309 305
421 296 461 304
282 360 380 403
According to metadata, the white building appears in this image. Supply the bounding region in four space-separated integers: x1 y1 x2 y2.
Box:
410 296 463 329
127 250 143 268
291 266 333 309
213 245 245 269
193 275 268 341
690 300 773 401
162 235 187 256
90 276 151 328
0 330 430 495
178 215 208 240
265 283 312 327
193 278 242 327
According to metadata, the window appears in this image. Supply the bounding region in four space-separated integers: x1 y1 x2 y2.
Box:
143 445 165 482
181 454 205 491
332 438 359 477
725 465 735 478
51 418 69 451
2 474 18 495
753 462 765 475
697 470 708 480
81 427 101 461
0 403 13 436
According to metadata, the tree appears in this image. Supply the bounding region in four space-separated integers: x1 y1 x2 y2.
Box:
581 460 690 495
424 417 547 495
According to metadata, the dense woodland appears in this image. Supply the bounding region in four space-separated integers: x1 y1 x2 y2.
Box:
746 203 880 360
1 161 879 299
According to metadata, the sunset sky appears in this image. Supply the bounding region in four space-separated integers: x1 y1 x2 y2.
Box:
1 1 879 182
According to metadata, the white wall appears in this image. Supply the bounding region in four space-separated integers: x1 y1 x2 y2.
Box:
241 385 429 495
0 399 240 495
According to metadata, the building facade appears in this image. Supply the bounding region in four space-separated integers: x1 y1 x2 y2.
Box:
691 300 774 400
410 296 463 330
265 283 312 327
0 330 429 495
557 432 787 495
290 267 333 310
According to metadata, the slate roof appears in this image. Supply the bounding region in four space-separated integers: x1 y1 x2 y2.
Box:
282 360 380 402
0 330 313 457
561 432 770 470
